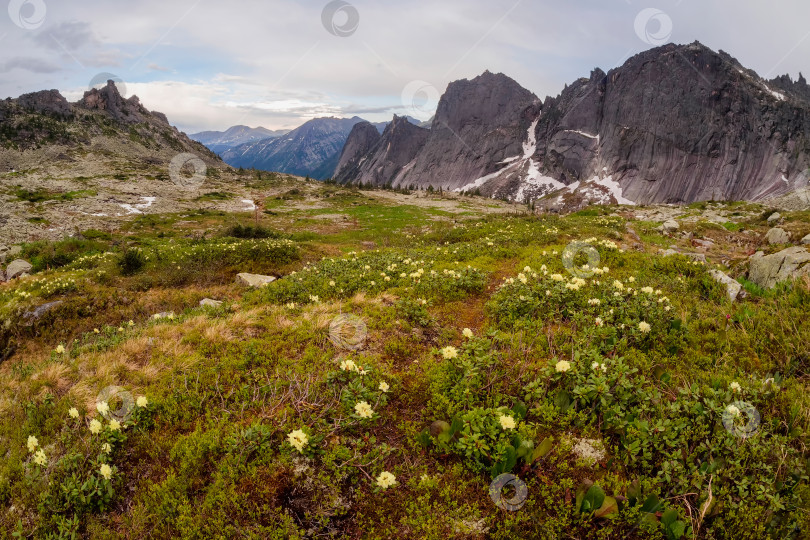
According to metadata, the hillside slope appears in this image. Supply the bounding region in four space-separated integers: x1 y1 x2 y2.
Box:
0 81 221 177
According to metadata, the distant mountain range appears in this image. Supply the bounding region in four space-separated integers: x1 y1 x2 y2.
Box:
336 42 810 208
216 116 420 180
4 42 810 209
189 125 290 154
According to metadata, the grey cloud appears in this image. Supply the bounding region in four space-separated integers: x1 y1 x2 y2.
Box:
0 57 61 74
34 21 98 51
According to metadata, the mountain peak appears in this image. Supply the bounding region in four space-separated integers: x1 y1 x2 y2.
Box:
78 80 147 124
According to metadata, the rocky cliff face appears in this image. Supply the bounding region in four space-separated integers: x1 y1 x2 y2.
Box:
16 90 72 118
334 116 430 185
514 42 810 206
343 71 540 189
333 121 381 181
77 81 157 124
338 43 810 207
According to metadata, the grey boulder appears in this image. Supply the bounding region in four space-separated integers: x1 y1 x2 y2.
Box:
709 270 742 301
5 259 32 280
766 212 782 224
235 273 276 288
765 228 791 245
199 298 223 308
660 220 679 233
748 247 810 288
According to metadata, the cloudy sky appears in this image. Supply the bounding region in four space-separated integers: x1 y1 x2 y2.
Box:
1 0 809 134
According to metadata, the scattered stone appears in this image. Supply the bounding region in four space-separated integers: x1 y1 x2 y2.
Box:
361 241 377 250
236 273 276 288
661 249 706 263
767 212 782 224
5 259 32 280
8 246 21 257
199 298 223 308
659 219 679 233
692 239 715 249
709 270 742 301
748 247 810 288
802 233 810 245
21 301 63 325
765 227 791 244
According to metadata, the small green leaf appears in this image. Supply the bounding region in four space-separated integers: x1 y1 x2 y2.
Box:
640 494 663 514
554 389 571 411
531 437 553 461
594 496 619 519
580 485 606 514
515 438 533 459
662 508 678 527
668 521 686 539
429 420 450 437
626 479 642 506
502 445 517 473
512 400 528 420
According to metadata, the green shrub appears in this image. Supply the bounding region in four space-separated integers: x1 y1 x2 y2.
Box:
118 248 146 275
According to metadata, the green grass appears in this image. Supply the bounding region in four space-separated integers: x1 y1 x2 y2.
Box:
0 194 808 539
13 187 97 203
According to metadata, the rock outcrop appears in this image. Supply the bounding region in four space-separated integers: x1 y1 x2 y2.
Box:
0 80 218 165
77 80 151 124
235 273 276 287
709 270 742 301
749 247 810 288
335 116 429 185
5 259 32 280
333 121 382 181
338 71 540 190
765 228 791 244
17 90 72 118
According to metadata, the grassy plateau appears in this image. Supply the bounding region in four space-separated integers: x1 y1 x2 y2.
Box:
0 177 809 539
